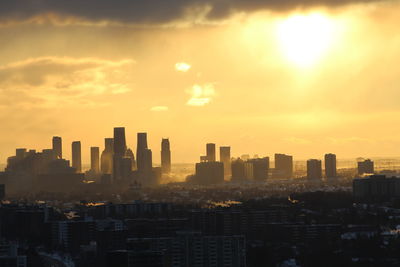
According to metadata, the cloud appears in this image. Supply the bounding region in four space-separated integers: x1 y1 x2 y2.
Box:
175 62 191 72
186 83 216 106
151 106 169 111
0 56 135 108
0 0 387 26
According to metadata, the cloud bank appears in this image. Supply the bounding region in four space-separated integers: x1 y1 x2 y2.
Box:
0 0 387 26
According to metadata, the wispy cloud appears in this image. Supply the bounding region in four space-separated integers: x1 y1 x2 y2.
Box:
151 106 169 111
186 83 216 106
175 62 191 72
0 56 135 108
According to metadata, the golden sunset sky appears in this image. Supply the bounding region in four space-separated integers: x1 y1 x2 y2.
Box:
1 0 400 163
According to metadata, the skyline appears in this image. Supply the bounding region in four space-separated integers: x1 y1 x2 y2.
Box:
2 128 399 167
1 1 400 162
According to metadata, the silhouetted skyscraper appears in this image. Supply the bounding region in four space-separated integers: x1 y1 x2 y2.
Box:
274 154 293 178
72 141 82 173
307 159 322 180
206 143 216 162
251 157 269 181
137 132 149 172
324 153 337 178
231 158 245 181
194 161 224 185
219 146 231 177
101 138 113 174
113 127 127 157
90 147 100 174
52 136 62 159
126 148 137 171
113 127 127 181
161 138 171 174
358 159 374 175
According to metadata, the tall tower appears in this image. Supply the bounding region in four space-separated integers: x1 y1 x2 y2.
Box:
52 136 62 159
274 154 293 179
113 127 127 181
72 141 82 173
307 159 322 180
137 132 149 172
206 143 216 162
219 146 231 177
90 147 100 174
101 138 113 174
324 153 337 178
126 148 137 171
161 138 171 174
113 127 127 157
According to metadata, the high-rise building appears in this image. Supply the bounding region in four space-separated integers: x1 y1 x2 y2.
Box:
251 157 269 181
358 159 374 175
194 161 224 185
126 148 137 171
231 158 245 181
307 159 322 180
206 143 216 162
52 136 62 159
220 146 231 177
324 153 337 178
15 148 27 160
113 127 127 181
161 138 171 174
90 147 100 174
274 154 293 178
137 133 148 172
101 138 113 174
72 141 82 173
113 127 127 157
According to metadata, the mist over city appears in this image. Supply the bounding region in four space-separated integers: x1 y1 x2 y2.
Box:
2 0 400 266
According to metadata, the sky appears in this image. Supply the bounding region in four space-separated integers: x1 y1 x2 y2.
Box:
1 0 400 164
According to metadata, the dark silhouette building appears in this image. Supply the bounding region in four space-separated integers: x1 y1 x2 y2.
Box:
206 143 216 162
52 136 62 159
324 153 337 178
136 133 154 185
137 133 149 172
72 141 82 173
90 147 100 174
220 146 231 177
193 161 224 185
161 138 171 174
358 159 374 175
353 175 400 200
126 148 137 171
274 153 293 178
0 184 4 200
231 158 245 181
113 127 127 181
307 159 322 180
101 138 113 174
245 157 269 181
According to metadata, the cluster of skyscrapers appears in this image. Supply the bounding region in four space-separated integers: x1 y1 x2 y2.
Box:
192 145 376 184
4 128 172 192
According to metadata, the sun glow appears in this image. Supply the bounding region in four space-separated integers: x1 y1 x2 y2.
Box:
276 13 336 68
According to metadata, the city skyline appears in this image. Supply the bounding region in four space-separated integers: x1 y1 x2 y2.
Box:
3 130 400 166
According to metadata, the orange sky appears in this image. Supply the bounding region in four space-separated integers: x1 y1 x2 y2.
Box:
1 1 400 164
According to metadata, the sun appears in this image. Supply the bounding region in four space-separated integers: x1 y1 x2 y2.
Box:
276 13 336 68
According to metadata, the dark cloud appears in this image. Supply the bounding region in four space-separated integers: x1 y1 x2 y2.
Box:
0 0 386 25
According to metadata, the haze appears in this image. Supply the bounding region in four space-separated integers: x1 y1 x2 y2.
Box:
1 0 400 163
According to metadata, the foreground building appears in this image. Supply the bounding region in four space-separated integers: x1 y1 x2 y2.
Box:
353 175 400 200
